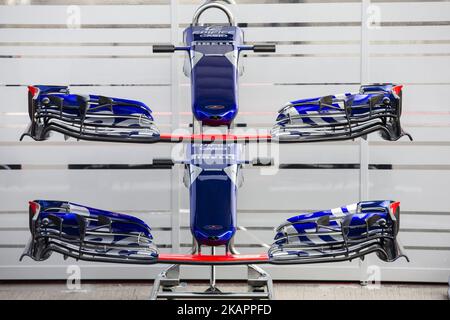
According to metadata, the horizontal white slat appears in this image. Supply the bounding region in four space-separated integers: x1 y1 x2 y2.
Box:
369 26 450 42
238 169 360 211
377 2 450 22
401 114 450 126
0 169 172 211
0 45 157 56
0 143 173 164
370 143 450 165
0 28 171 43
370 56 450 84
0 2 367 27
401 84 450 112
370 44 450 55
0 5 170 25
402 214 450 231
178 3 362 24
237 26 361 43
399 231 450 248
0 214 28 228
269 143 360 164
0 58 171 85
369 170 450 212
0 1 446 26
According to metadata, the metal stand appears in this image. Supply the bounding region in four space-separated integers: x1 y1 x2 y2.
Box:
150 245 273 300
150 263 273 300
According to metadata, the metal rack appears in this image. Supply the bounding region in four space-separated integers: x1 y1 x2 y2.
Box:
150 245 273 300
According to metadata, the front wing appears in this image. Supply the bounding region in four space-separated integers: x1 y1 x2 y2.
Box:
21 84 411 144
22 200 408 265
272 83 412 143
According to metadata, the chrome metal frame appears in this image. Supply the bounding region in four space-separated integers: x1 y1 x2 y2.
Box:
150 241 273 300
192 1 236 26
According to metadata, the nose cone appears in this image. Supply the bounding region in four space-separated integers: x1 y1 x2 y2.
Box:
190 162 238 247
193 108 238 126
193 229 235 246
191 48 238 126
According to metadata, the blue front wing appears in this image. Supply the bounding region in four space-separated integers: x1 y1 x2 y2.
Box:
22 84 411 144
22 85 160 143
272 84 412 143
22 200 158 264
22 200 407 265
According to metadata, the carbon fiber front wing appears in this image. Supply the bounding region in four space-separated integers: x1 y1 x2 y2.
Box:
21 85 161 144
269 200 409 264
272 83 412 143
21 200 158 264
21 200 408 265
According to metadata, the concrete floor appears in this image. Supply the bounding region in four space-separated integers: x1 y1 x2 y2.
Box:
0 281 448 300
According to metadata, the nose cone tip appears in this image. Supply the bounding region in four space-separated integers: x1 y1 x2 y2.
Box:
194 229 235 246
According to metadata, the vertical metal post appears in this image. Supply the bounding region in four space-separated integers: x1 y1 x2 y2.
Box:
359 0 370 213
210 247 216 289
359 0 371 285
170 0 181 253
360 0 370 87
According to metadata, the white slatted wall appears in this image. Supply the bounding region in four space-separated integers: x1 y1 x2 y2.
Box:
0 0 449 283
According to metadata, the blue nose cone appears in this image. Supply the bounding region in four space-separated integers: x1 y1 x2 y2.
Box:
191 53 238 126
190 169 237 246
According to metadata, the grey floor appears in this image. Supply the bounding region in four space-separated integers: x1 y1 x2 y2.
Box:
0 281 448 300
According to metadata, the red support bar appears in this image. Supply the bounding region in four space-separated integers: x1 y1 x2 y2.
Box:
157 253 269 265
159 133 272 142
